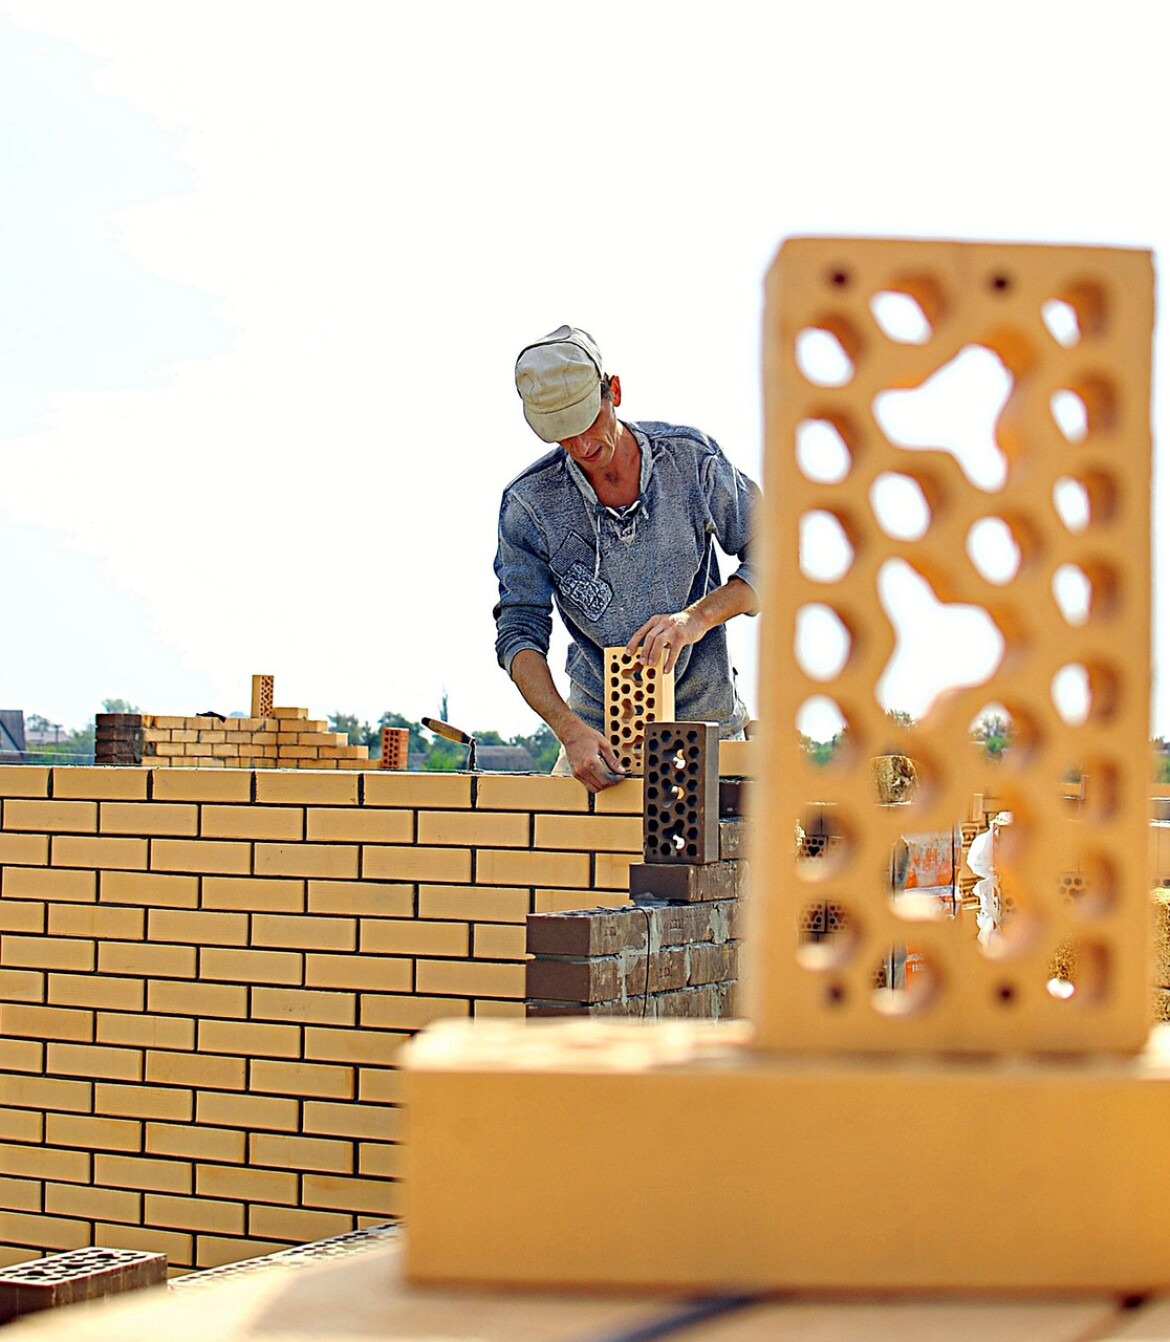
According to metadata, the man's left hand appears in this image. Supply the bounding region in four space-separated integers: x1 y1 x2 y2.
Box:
627 610 706 675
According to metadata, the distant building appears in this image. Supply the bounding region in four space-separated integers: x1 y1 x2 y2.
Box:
476 745 535 773
0 710 26 765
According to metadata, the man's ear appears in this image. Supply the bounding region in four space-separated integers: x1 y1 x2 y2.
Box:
609 374 622 408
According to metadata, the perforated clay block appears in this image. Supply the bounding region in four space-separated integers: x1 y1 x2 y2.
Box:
604 647 676 775
0 1248 167 1322
751 236 1154 1053
642 722 720 864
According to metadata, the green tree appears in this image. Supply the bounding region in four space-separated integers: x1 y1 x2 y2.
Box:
328 712 372 747
510 723 559 772
972 712 1013 760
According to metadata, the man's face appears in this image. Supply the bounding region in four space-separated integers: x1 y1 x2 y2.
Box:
560 395 620 472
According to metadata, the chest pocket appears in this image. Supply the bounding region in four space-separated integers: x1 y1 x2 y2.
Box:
550 531 612 623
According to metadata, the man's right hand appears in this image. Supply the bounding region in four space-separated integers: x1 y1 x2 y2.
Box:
562 722 627 794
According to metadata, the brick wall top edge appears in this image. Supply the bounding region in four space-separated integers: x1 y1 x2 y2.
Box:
0 766 50 798
51 766 150 800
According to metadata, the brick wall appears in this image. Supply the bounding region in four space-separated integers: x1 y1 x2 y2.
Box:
0 765 641 1271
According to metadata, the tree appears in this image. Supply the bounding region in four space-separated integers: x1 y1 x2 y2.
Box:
972 712 1013 760
510 723 559 772
328 712 372 747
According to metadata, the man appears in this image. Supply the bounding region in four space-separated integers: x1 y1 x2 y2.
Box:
493 325 760 793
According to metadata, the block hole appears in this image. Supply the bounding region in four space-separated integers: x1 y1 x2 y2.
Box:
1053 476 1091 532
1046 939 1109 1004
1052 661 1120 726
1041 298 1081 348
966 515 1022 585
969 702 1038 765
796 417 853 483
1059 851 1117 919
871 945 938 1016
800 509 854 583
795 603 851 681
1052 562 1091 626
796 899 856 971
1051 376 1116 444
869 289 932 344
795 322 856 387
870 472 931 541
796 694 855 767
876 560 1005 718
796 805 852 882
872 344 1011 490
1076 758 1121 822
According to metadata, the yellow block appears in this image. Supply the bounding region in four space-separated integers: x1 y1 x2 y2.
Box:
405 1017 1170 1292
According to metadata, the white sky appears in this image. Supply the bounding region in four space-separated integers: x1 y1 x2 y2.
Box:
1 0 1166 741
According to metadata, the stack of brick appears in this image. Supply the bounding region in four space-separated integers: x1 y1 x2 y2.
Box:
94 716 142 767
526 723 744 1018
137 708 371 771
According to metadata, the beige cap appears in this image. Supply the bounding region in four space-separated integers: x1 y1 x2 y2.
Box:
514 325 604 443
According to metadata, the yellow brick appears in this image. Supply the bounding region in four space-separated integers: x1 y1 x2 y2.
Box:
197 1091 298 1132
99 941 196 979
361 994 470 1031
199 946 302 986
93 1220 193 1269
363 772 472 808
0 1210 88 1252
201 804 304 841
100 1008 198 1048
254 772 357 805
0 833 49 866
305 807 413 843
193 1234 289 1270
360 919 469 957
474 923 528 959
302 1172 403 1217
255 843 359 880
0 1110 42 1148
96 1082 192 1122
304 1026 411 1067
595 851 638 891
250 1059 355 1099
307 879 413 918
362 845 471 883
147 908 249 946
357 1068 404 1104
252 912 356 951
99 869 199 908
535 813 642 851
271 707 309 721
95 1153 192 1194
0 1176 41 1213
249 1203 352 1243
145 1192 245 1235
416 959 526 999
1 935 92 973
475 774 588 812
417 810 531 848
0 766 49 798
718 738 756 777
202 875 304 913
304 955 413 998
0 902 43 934
303 1099 402 1142
147 1122 247 1163
0 1039 43 1075
0 1074 91 1113
0 1141 89 1182
593 777 644 813
356 1138 402 1180
196 1163 296 1204
151 838 251 875
0 1246 39 1268
47 903 144 939
1 1002 92 1041
2 866 95 901
251 1131 352 1174
0 968 44 1003
46 1180 140 1224
50 973 144 1012
199 1018 300 1058
100 802 199 836
474 998 527 1018
150 770 252 802
48 1041 142 1081
53 767 148 799
48 1112 142 1153
251 986 356 1026
146 1051 246 1091
53 834 148 870
3 798 96 832
476 849 590 888
418 884 530 922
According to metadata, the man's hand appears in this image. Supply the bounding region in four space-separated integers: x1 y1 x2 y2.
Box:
562 721 627 794
627 610 705 675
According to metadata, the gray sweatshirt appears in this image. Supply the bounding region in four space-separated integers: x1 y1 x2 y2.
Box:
493 420 759 735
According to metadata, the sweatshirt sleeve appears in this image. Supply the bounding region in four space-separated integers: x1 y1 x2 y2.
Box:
493 488 555 675
702 439 761 596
